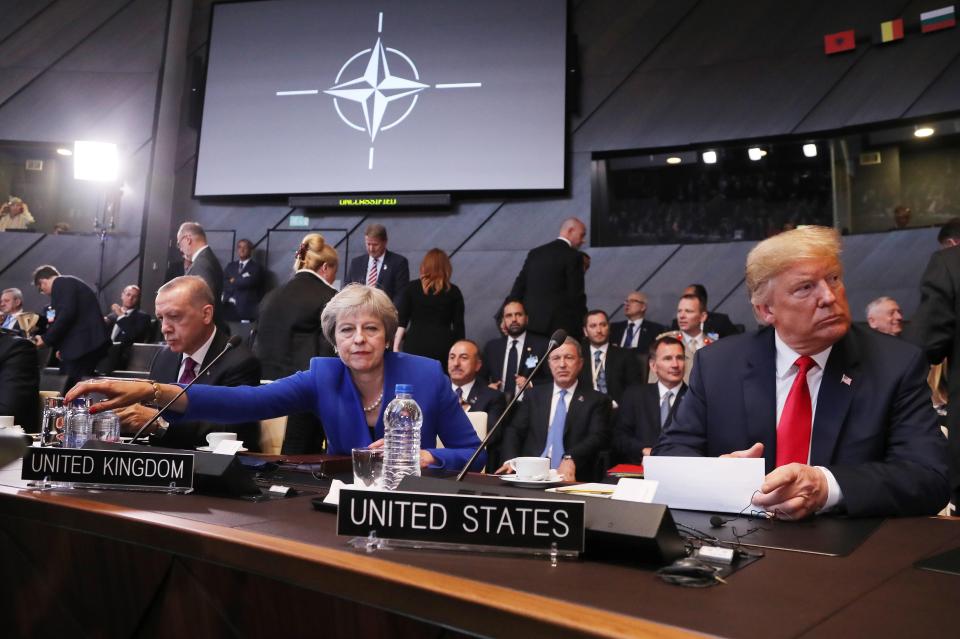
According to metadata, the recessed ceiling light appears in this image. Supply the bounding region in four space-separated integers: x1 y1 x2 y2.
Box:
914 126 935 138
802 143 817 158
701 150 717 164
748 147 766 161
666 156 682 165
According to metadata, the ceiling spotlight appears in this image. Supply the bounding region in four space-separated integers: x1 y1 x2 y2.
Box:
802 143 818 158
56 148 73 156
748 147 766 161
914 126 935 138
666 156 682 165
701 150 717 164
73 141 119 182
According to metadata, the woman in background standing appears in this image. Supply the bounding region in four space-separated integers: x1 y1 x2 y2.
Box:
394 248 464 371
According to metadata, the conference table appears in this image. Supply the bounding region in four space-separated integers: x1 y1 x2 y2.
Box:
0 458 957 638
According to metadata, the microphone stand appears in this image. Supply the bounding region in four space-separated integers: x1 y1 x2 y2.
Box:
455 331 566 481
128 336 241 443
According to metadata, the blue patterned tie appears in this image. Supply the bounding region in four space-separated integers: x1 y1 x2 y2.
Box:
660 390 673 427
543 389 567 468
623 322 636 348
594 350 607 394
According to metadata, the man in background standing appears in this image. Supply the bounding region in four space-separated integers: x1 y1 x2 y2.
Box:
222 239 264 324
345 224 410 302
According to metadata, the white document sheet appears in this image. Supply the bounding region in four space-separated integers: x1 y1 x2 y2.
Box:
643 456 766 513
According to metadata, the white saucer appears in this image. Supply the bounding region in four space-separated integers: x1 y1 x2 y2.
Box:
499 472 564 488
196 445 248 452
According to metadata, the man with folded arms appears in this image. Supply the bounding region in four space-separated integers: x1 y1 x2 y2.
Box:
497 337 611 482
654 226 948 518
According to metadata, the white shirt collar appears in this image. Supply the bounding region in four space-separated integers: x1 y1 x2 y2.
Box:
452 379 476 399
557 236 572 247
554 380 578 397
657 380 681 400
190 244 210 261
774 330 832 378
183 327 217 369
591 343 609 356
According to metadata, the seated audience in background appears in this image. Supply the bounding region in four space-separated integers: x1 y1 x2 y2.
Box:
255 233 338 454
345 223 410 302
654 226 948 518
68 285 484 471
448 339 507 471
110 276 261 451
497 337 612 482
394 248 465 371
508 217 587 340
609 291 665 355
0 287 44 337
865 296 903 337
613 335 686 464
578 309 640 406
0 196 34 231
0 330 40 430
480 299 549 400
102 284 153 373
671 283 739 338
32 265 110 392
222 238 264 323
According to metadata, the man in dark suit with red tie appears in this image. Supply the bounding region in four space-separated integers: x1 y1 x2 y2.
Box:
497 337 612 482
345 224 410 302
109 276 261 451
654 226 948 518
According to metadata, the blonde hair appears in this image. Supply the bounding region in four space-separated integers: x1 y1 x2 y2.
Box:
294 233 338 273
320 284 399 347
419 248 452 294
746 226 842 309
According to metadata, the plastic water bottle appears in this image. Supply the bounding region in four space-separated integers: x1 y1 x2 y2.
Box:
382 384 422 490
63 398 92 449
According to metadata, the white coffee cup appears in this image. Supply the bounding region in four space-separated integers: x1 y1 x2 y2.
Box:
206 431 238 448
0 416 14 429
512 456 550 481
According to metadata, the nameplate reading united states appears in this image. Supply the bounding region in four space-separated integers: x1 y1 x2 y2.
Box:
337 489 585 552
22 448 194 490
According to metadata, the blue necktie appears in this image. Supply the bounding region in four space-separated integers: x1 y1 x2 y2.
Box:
660 390 673 427
543 389 567 468
623 322 636 348
594 350 607 394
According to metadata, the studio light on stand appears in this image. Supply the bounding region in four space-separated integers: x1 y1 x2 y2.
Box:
73 141 121 304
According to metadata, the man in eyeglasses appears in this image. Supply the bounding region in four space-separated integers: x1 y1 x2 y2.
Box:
497 337 611 482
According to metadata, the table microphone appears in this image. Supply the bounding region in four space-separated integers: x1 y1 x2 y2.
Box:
455 328 567 481
128 335 243 444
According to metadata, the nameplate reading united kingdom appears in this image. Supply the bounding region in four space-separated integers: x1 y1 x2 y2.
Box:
22 448 194 491
337 489 585 552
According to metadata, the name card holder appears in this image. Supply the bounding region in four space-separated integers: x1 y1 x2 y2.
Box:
22 447 194 494
337 488 586 564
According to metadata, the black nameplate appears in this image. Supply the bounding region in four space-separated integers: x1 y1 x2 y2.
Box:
22 448 194 490
337 489 585 552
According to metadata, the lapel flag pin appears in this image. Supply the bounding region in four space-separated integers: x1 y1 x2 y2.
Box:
841 374 852 386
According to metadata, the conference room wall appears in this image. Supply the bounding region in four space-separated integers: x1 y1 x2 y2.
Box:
0 0 170 313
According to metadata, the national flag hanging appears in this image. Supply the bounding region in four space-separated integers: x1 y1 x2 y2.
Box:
879 18 904 43
824 29 856 54
921 5 956 33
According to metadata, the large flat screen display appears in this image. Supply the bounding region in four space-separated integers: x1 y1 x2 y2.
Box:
195 0 567 196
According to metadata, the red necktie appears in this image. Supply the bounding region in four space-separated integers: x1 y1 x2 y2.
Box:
777 356 816 467
179 357 197 385
367 259 378 286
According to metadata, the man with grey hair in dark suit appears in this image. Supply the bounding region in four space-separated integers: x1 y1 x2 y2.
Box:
177 222 224 323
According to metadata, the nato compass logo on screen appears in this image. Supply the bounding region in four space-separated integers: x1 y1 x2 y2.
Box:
276 12 481 170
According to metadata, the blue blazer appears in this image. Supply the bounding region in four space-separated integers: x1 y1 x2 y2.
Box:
653 325 949 517
176 351 485 471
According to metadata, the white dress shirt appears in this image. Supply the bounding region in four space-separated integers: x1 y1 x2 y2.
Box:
543 381 577 458
178 327 217 383
452 379 476 409
366 255 383 282
500 332 528 384
773 331 842 511
657 381 680 408
621 319 644 348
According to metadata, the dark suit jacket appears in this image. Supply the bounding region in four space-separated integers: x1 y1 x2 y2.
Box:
479 333 551 389
613 382 686 464
222 259 264 321
346 250 410 302
0 333 39 430
105 309 152 344
462 382 507 471
149 329 262 451
255 271 337 380
501 383 612 481
186 246 224 311
653 325 949 517
43 276 110 361
610 318 667 354
577 343 642 404
670 312 739 338
911 244 960 499
509 239 586 338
